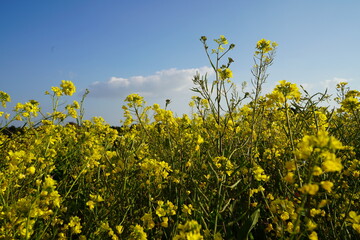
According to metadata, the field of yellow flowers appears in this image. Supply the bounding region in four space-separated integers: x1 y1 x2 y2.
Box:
0 36 359 239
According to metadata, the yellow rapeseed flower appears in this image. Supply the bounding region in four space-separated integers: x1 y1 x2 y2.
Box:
309 231 318 240
307 219 317 231
68 216 82 234
286 222 294 233
0 91 11 107
161 217 169 228
217 68 233 80
125 93 144 107
265 223 274 232
285 161 296 171
299 184 319 195
214 35 228 46
26 166 36 175
284 172 295 183
182 204 194 215
60 80 76 96
173 220 203 240
51 86 62 96
320 181 334 193
256 39 273 53
90 194 104 202
86 200 95 210
280 212 290 221
318 199 329 208
129 224 147 240
310 208 322 217
321 152 343 172
252 165 270 181
141 213 155 229
312 166 323 176
116 225 123 235
267 80 301 103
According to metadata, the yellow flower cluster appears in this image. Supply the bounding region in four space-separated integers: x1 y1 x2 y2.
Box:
252 164 269 181
296 130 344 173
348 211 360 234
86 194 104 210
256 39 278 54
173 220 203 240
217 68 233 80
60 80 76 96
299 183 319 195
49 80 76 96
139 158 172 187
269 198 298 235
212 156 234 176
125 93 145 108
14 100 40 118
65 100 80 118
67 216 82 234
212 35 230 53
0 91 11 107
267 80 301 105
155 200 177 218
129 224 147 240
214 35 228 45
340 90 360 112
141 213 155 229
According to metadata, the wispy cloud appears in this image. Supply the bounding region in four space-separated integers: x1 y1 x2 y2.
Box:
86 66 213 98
320 77 352 89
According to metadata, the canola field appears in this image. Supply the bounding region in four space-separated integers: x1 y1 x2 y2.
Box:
0 36 359 239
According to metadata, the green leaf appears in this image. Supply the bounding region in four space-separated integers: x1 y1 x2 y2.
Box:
239 208 260 240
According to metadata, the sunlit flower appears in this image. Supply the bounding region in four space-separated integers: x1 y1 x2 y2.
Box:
0 91 11 107
217 68 233 80
60 80 76 96
308 231 318 240
26 166 36 175
256 39 277 53
129 224 147 240
307 219 317 231
321 152 343 172
284 172 295 183
320 181 334 193
299 184 319 195
312 166 323 176
68 216 82 234
141 213 155 229
86 200 95 210
280 212 290 221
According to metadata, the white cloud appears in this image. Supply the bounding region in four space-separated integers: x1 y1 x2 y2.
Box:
108 77 130 87
320 77 352 89
86 66 213 98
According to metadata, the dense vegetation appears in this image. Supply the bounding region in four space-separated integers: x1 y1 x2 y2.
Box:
0 36 359 239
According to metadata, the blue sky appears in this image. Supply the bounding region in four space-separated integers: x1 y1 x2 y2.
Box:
1 0 360 126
